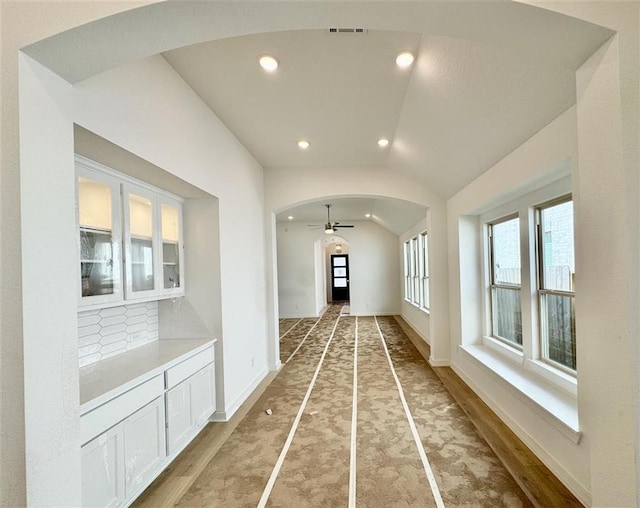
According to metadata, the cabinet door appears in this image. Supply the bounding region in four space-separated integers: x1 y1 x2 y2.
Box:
76 158 123 307
123 183 160 300
81 423 125 508
190 364 215 429
159 197 185 297
165 380 193 456
123 397 166 498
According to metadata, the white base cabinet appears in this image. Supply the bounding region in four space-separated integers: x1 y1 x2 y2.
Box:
81 425 125 508
81 344 215 507
166 363 216 456
82 397 165 508
124 397 166 498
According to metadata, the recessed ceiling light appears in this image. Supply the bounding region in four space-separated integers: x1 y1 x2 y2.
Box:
298 140 310 149
377 138 390 147
396 52 415 68
287 215 294 220
365 213 371 218
259 55 279 72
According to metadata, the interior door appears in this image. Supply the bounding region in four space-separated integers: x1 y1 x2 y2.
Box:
331 254 350 301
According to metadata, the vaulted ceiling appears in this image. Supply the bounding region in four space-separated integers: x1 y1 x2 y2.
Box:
25 1 613 233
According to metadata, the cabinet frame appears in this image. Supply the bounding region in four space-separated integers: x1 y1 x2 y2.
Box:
75 155 185 310
76 161 124 307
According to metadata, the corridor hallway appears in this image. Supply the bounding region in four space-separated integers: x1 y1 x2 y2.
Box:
135 304 576 507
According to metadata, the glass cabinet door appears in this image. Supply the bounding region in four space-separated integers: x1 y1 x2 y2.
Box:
76 163 123 306
160 201 183 293
124 185 159 299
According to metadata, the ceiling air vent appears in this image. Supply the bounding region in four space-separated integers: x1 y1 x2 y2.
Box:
327 28 368 35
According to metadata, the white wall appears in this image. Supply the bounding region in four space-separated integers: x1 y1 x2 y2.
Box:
3 2 638 506
399 216 430 344
277 221 400 317
73 55 270 419
447 107 593 500
276 222 320 318
8 47 270 503
264 167 450 364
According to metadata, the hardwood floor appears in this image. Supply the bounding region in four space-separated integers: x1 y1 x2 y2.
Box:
395 316 584 508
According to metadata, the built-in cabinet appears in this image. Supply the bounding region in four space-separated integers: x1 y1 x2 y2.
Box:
166 363 216 455
80 344 215 507
76 156 184 308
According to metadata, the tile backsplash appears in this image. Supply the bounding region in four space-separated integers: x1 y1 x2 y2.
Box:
78 301 159 367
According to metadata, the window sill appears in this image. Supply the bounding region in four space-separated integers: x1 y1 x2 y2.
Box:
459 344 582 444
403 299 430 315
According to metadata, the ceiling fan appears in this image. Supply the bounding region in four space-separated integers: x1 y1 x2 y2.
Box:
307 204 355 234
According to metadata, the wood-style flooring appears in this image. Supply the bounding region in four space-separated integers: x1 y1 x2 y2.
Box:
134 306 583 507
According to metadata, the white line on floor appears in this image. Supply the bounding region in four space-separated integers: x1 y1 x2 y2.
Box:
348 316 359 508
279 318 303 340
284 315 323 364
257 314 343 508
374 316 446 508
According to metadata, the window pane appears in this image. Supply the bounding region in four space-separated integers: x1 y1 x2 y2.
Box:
540 201 574 291
333 257 346 267
129 194 154 292
491 218 521 285
422 278 429 309
334 267 346 277
78 177 115 297
161 204 181 289
542 293 576 370
492 287 522 346
334 278 347 288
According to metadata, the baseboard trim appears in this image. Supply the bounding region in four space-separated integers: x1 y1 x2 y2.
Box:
211 367 269 422
449 364 590 506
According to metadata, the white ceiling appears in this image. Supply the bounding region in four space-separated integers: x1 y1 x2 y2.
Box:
163 27 583 200
274 197 427 236
23 1 612 235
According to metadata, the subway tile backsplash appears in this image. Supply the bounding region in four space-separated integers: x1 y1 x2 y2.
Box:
78 301 159 367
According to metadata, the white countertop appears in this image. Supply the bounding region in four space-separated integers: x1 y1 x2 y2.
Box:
80 338 216 414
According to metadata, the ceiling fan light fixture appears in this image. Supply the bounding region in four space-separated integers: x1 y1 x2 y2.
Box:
396 51 415 68
324 226 334 234
259 55 279 72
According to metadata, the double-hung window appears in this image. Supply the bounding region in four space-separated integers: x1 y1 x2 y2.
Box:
420 232 429 311
536 197 576 372
403 241 411 300
403 232 429 313
488 215 522 347
411 236 420 306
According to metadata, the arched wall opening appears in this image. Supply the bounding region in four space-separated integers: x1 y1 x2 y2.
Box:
5 3 637 507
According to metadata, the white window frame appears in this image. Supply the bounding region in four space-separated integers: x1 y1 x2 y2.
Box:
403 240 411 300
536 195 576 374
403 232 429 314
411 236 419 306
419 232 430 311
479 177 576 394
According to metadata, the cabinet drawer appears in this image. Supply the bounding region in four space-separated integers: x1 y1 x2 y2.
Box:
165 347 214 389
81 374 164 445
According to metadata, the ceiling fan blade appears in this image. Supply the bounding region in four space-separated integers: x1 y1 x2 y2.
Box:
334 225 354 228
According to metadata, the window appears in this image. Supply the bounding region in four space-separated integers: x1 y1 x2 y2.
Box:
403 231 429 313
404 240 411 300
488 216 522 347
537 198 576 372
481 181 577 386
420 232 429 311
411 236 419 306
